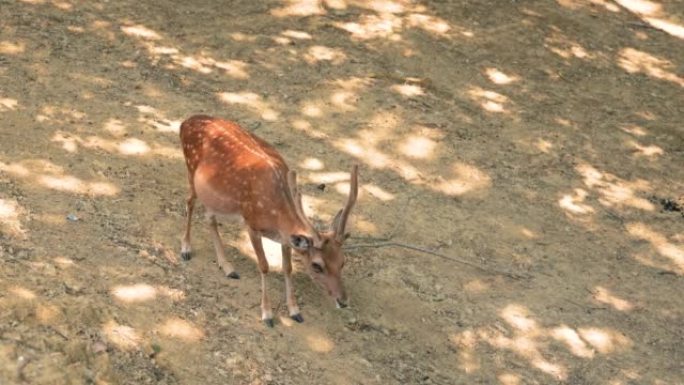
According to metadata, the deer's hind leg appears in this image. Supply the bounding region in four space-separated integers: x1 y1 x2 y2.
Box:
180 191 196 261
208 215 240 279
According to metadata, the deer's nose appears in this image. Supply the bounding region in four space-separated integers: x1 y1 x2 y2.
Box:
335 299 348 309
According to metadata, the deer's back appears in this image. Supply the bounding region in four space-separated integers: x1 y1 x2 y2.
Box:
180 115 290 219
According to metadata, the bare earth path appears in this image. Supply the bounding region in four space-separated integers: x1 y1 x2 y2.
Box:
1 0 683 384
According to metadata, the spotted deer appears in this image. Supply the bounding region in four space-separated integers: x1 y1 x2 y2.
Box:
179 115 358 327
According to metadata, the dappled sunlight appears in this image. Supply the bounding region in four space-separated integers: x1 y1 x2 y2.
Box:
557 0 621 12
0 41 26 55
122 23 250 79
592 286 634 311
336 14 403 40
468 87 511 114
306 332 335 352
330 90 357 110
53 256 76 268
271 0 325 17
550 326 595 358
577 327 631 354
329 111 489 193
615 0 684 39
133 104 182 134
218 91 280 121
300 157 325 171
327 76 372 111
351 216 378 233
103 118 127 137
304 45 347 65
452 304 634 380
399 134 437 159
621 124 648 137
281 30 313 40
333 111 420 179
520 227 539 239
36 303 61 324
17 0 73 9
434 162 491 197
501 304 538 332
640 18 684 39
102 320 142 351
391 83 425 97
616 0 661 15
554 117 578 129
329 112 480 197
34 105 86 124
463 278 490 294
9 286 37 300
290 118 328 139
627 140 663 158
0 198 27 238
498 373 523 385
337 137 420 179
627 222 684 274
230 230 284 271
362 183 395 201
51 131 183 159
618 48 684 87
406 13 451 35
3 285 64 325
0 159 119 196
575 163 654 211
535 138 553 153
306 171 353 184
332 2 453 40
158 318 204 342
301 101 325 118
451 330 480 373
0 97 19 111
121 24 161 40
545 30 594 60
559 188 595 215
111 283 185 304
484 68 520 85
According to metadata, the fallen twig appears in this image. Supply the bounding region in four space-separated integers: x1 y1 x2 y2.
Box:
626 21 659 31
345 241 530 280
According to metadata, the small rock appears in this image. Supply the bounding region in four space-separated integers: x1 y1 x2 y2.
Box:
63 280 84 295
66 214 79 222
91 341 108 354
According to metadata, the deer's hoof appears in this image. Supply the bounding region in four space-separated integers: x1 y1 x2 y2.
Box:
181 251 192 261
290 313 304 323
263 318 275 328
226 271 240 279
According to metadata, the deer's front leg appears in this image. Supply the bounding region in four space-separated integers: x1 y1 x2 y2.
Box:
248 228 273 327
281 245 303 323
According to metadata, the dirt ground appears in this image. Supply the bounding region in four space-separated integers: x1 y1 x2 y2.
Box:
1 0 683 384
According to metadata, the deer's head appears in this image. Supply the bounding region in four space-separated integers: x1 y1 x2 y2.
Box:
287 165 358 308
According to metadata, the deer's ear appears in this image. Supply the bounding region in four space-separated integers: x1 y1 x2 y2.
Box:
289 234 311 251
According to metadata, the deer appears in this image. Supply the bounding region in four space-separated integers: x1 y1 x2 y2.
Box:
179 115 358 327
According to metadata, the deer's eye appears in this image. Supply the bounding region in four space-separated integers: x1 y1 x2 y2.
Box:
311 262 324 274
